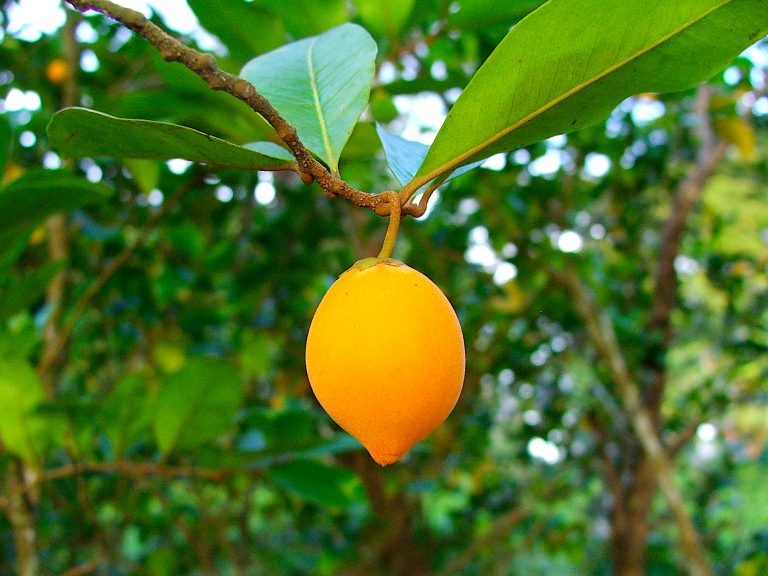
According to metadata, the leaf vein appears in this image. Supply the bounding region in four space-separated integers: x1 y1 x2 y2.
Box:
412 1 731 191
306 38 334 171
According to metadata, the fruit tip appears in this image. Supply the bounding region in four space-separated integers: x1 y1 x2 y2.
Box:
370 451 404 466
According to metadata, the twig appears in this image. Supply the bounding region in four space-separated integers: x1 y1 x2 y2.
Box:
644 85 726 413
402 170 451 216
61 561 98 576
437 506 531 576
491 517 547 576
667 419 704 458
6 462 39 576
37 173 199 379
63 0 420 217
376 191 401 259
649 85 725 340
42 459 254 483
39 7 82 391
552 268 713 576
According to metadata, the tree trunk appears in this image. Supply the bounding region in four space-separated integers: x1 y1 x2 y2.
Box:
6 462 38 576
610 457 656 576
345 452 432 576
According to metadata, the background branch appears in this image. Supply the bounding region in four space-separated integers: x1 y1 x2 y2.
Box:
437 506 531 576
41 459 258 484
5 462 39 576
650 86 724 339
551 267 713 576
643 85 726 417
37 173 200 379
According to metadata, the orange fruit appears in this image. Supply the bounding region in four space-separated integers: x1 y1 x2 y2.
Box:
305 258 465 465
46 59 68 84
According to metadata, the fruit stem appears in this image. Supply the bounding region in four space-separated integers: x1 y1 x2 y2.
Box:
377 191 401 260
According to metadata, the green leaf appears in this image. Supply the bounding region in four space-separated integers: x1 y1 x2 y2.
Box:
239 330 275 379
153 357 243 454
376 125 482 190
264 0 349 39
123 159 160 196
0 114 12 177
240 23 377 174
0 260 66 322
339 122 382 161
47 108 297 171
353 0 414 39
187 0 286 62
102 373 154 457
448 0 546 30
0 232 30 271
0 319 39 362
0 169 111 236
268 459 365 507
116 51 280 144
242 141 296 162
0 358 53 463
410 0 768 192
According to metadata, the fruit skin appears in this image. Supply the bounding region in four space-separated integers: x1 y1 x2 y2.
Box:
305 259 465 465
46 59 68 84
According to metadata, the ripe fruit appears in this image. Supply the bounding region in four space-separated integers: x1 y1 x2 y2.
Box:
305 258 465 465
46 59 68 84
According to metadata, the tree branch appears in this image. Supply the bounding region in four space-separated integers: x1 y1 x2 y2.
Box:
61 561 99 576
649 85 726 340
437 506 531 576
644 85 726 425
63 0 421 217
38 173 200 379
551 267 713 576
667 419 703 458
5 462 39 576
42 459 256 483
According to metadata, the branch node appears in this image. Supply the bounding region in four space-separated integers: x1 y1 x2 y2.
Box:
302 171 316 186
195 52 217 72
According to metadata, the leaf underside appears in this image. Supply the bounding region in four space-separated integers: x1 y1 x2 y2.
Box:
48 107 296 171
376 125 483 194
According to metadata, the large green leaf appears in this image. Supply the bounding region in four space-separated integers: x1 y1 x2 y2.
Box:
47 108 297 171
0 358 53 463
240 23 377 174
448 0 546 30
153 357 244 454
268 459 366 507
353 0 414 39
0 169 111 236
409 0 768 193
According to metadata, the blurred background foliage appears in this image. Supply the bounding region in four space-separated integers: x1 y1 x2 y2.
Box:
0 0 767 575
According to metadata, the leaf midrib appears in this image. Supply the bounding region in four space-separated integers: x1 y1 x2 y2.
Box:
409 0 729 194
307 37 335 172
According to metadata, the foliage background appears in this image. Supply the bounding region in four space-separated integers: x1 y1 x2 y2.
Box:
0 1 767 575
